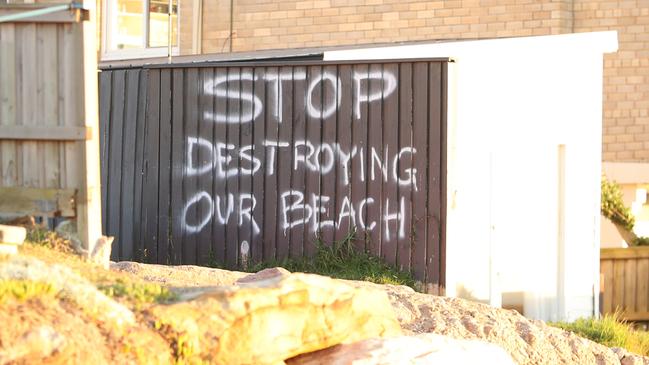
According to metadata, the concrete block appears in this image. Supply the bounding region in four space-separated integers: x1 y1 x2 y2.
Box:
0 224 27 245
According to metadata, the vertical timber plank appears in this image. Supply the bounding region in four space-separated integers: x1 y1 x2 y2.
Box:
157 69 172 264
170 69 185 264
0 23 18 187
251 67 266 265
98 71 112 235
366 63 383 258
636 258 649 314
613 260 626 312
210 67 226 266
426 62 443 292
238 67 254 268
303 65 322 257
77 0 104 256
602 259 614 314
263 67 279 262
183 68 199 265
61 23 82 220
107 70 125 259
39 24 60 189
381 63 399 267
351 64 369 252
132 70 148 261
624 258 637 313
334 65 353 243
20 22 38 188
119 69 140 261
142 69 161 263
411 62 429 283
225 67 240 268
397 62 414 273
285 66 301 259
320 65 337 247
196 68 214 265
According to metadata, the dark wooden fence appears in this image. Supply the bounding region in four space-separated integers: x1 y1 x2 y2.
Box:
99 58 448 291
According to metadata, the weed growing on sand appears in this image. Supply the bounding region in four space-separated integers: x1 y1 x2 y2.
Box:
0 279 57 303
98 279 178 305
246 231 419 291
550 312 649 356
26 227 74 254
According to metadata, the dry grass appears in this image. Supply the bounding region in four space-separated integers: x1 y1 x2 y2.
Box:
20 229 177 307
0 228 177 363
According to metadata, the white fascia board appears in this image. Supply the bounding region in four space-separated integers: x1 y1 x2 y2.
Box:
323 31 619 61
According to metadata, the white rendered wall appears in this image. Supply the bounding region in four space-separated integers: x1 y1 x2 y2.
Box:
325 32 618 322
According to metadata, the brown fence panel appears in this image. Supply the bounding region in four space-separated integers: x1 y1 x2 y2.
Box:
1 3 102 252
601 247 649 321
99 58 449 289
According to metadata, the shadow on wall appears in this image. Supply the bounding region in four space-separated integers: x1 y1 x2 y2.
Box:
455 285 525 315
455 285 487 305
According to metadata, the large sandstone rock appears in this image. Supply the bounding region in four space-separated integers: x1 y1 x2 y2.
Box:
288 333 516 365
114 261 649 364
146 272 402 365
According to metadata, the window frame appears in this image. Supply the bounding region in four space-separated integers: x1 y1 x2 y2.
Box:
101 0 180 61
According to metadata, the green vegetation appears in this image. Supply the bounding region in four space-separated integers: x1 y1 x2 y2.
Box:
600 176 649 246
26 226 75 253
601 176 636 231
22 229 178 307
550 313 649 356
244 231 419 291
0 279 57 303
98 279 178 305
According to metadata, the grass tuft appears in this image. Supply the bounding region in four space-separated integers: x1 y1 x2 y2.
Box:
98 279 178 305
246 231 418 290
26 227 75 254
550 312 649 356
0 279 57 303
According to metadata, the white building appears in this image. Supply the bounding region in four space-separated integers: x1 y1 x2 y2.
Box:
326 31 618 322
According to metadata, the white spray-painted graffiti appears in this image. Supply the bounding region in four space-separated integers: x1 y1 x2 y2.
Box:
202 70 396 123
180 68 416 243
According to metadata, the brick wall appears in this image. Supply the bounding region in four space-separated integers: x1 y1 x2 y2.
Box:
191 0 574 52
574 1 649 161
178 0 649 163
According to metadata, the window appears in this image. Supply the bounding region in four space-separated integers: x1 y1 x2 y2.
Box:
102 0 178 60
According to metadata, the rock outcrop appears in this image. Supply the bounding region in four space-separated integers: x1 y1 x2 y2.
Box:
0 256 172 364
8 246 649 365
117 262 649 365
111 261 248 287
146 272 402 365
